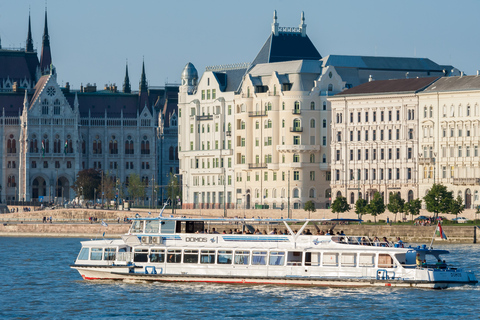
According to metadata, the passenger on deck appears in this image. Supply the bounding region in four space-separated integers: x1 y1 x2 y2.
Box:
396 237 404 248
305 229 312 235
340 230 345 235
373 237 380 246
416 253 422 267
212 228 219 234
382 237 389 247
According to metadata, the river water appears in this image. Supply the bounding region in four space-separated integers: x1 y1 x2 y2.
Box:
1 237 479 319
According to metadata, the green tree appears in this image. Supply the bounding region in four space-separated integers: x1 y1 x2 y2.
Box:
355 198 368 220
404 198 422 221
387 192 405 223
331 196 350 219
423 183 454 219
100 171 116 207
450 196 464 221
166 174 181 204
72 169 101 201
127 173 146 205
303 200 316 219
366 192 385 223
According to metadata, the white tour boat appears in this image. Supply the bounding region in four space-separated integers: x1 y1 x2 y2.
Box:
71 211 477 289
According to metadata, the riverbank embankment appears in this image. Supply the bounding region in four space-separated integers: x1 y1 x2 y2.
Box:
1 208 479 243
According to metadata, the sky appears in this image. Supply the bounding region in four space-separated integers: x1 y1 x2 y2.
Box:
1 0 479 90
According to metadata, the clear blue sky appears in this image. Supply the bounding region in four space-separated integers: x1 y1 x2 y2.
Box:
1 0 479 90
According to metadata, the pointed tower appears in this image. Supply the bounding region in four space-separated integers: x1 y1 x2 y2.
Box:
299 11 306 37
271 10 279 36
26 13 34 52
138 60 149 109
40 10 52 75
23 90 29 115
139 60 148 93
123 62 131 93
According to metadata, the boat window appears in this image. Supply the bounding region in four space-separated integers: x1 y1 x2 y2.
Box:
200 250 216 264
340 253 356 267
287 251 302 266
160 221 176 234
322 252 338 266
308 252 321 266
145 220 159 233
359 253 375 267
183 250 199 264
134 248 149 262
217 250 233 264
104 248 116 261
90 248 103 261
131 220 144 233
252 251 267 265
186 221 205 233
167 249 182 263
269 251 285 266
234 250 250 265
150 249 165 263
394 253 407 266
77 248 89 260
378 254 394 268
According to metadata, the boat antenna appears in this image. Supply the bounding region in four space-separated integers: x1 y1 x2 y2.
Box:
159 202 168 217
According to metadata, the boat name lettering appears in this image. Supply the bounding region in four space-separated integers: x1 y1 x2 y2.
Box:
185 237 207 242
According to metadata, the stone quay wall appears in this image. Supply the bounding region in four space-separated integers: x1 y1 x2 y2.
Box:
0 207 479 243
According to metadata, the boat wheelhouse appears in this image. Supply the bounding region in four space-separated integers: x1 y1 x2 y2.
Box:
71 214 477 289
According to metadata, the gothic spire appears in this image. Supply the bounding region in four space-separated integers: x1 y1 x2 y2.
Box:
139 59 148 93
123 62 131 93
40 9 52 75
26 13 34 52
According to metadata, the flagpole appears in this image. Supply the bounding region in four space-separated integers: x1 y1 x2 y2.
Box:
429 224 437 249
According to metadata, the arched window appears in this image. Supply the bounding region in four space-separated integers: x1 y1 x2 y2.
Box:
228 123 232 131
328 84 333 91
125 137 134 155
294 101 300 113
141 137 150 155
323 119 327 128
109 139 118 155
30 136 38 153
255 121 259 129
323 102 327 110
42 99 49 115
310 119 315 128
282 119 285 128
293 188 300 198
429 106 433 118
408 190 414 202
310 102 315 110
293 119 301 130
424 107 427 118
458 105 463 117
336 191 342 198
309 188 316 198
350 192 355 204
450 105 454 116
7 135 16 153
7 175 16 187
267 120 272 128
322 154 326 163
310 154 315 163
467 105 471 116
54 99 61 115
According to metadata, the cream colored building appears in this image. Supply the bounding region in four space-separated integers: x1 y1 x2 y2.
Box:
418 75 480 209
178 11 459 212
329 77 439 205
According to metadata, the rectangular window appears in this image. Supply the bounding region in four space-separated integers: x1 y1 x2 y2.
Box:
234 250 250 265
200 250 216 264
183 250 199 264
217 250 232 264
252 251 267 265
310 171 315 181
293 171 300 181
269 251 285 266
294 136 301 145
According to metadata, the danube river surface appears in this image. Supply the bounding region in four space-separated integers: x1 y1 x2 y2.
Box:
1 237 479 319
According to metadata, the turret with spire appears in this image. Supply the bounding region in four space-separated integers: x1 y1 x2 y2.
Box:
139 60 148 93
271 10 279 36
138 60 149 110
26 13 34 52
40 9 52 75
299 11 306 37
123 62 131 93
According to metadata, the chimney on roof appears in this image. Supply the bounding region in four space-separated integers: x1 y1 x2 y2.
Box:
299 11 306 37
460 71 464 78
65 82 70 92
477 70 479 76
405 72 409 79
12 82 19 92
368 75 374 82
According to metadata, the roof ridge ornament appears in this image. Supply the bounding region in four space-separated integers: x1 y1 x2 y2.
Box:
272 10 279 36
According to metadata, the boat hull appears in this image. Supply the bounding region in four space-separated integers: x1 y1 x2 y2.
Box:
71 266 477 289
